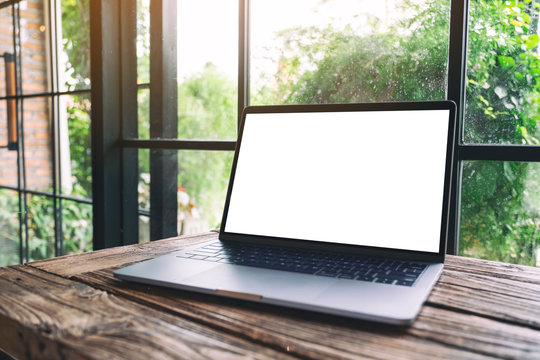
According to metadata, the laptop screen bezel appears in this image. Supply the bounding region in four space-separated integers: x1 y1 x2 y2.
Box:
219 101 456 263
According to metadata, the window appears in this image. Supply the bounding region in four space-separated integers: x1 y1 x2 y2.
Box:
459 0 540 265
250 0 450 105
4 0 534 266
0 0 91 266
135 0 237 242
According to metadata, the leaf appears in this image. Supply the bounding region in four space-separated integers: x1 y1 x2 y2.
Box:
525 34 539 50
497 55 516 69
503 162 517 182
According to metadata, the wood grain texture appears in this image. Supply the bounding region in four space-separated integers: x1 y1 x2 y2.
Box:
0 265 294 360
427 269 540 329
28 232 218 278
9 234 540 359
444 255 540 284
72 268 540 360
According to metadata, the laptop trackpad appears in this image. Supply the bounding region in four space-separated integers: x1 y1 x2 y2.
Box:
182 264 336 302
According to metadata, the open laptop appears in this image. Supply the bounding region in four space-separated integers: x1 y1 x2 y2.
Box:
114 101 456 325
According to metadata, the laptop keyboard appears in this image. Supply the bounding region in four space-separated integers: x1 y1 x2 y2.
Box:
176 242 427 286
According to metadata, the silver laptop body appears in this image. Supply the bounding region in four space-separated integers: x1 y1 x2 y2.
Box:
115 101 456 325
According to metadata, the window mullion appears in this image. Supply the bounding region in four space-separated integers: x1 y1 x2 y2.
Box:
90 0 123 249
238 0 249 125
120 0 139 245
149 0 178 240
446 0 470 255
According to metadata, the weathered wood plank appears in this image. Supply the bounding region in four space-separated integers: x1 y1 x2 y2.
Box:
28 232 218 278
411 306 540 359
0 265 295 360
73 268 540 360
25 235 540 358
445 255 540 285
427 269 540 329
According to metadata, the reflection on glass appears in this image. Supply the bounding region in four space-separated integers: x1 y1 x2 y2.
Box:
460 161 540 266
177 150 233 234
60 0 91 91
464 0 540 144
0 188 20 266
62 199 92 255
250 0 450 105
64 94 92 198
27 194 55 261
177 0 238 140
23 97 53 192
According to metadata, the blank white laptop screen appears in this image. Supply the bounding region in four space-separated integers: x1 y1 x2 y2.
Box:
224 110 450 253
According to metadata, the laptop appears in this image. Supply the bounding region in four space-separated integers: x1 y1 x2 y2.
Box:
114 101 456 325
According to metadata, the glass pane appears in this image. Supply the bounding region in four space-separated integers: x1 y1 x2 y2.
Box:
62 199 92 255
139 215 149 243
138 87 150 139
137 149 150 243
20 0 49 94
0 103 18 187
138 148 150 210
250 0 450 105
23 96 53 192
177 0 238 140
177 150 233 234
137 0 150 84
60 0 91 91
0 4 14 98
0 188 20 266
63 93 92 198
138 149 234 235
464 0 540 144
460 161 540 266
27 194 55 261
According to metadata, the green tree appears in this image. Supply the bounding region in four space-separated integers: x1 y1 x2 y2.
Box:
61 0 90 89
460 0 540 265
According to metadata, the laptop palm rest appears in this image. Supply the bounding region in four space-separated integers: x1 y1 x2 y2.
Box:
181 262 336 301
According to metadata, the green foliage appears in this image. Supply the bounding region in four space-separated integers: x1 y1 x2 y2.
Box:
0 189 20 266
177 64 236 231
465 0 540 144
27 196 55 261
459 0 540 266
136 64 237 235
66 95 92 198
460 161 538 265
62 200 93 255
256 0 449 105
61 0 90 89
0 192 93 263
59 0 92 254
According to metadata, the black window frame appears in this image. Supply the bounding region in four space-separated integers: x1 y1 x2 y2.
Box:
89 0 540 255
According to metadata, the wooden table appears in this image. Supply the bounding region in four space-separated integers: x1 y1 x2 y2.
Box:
1 232 539 359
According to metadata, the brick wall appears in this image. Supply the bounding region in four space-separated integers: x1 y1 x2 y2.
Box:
0 0 53 192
